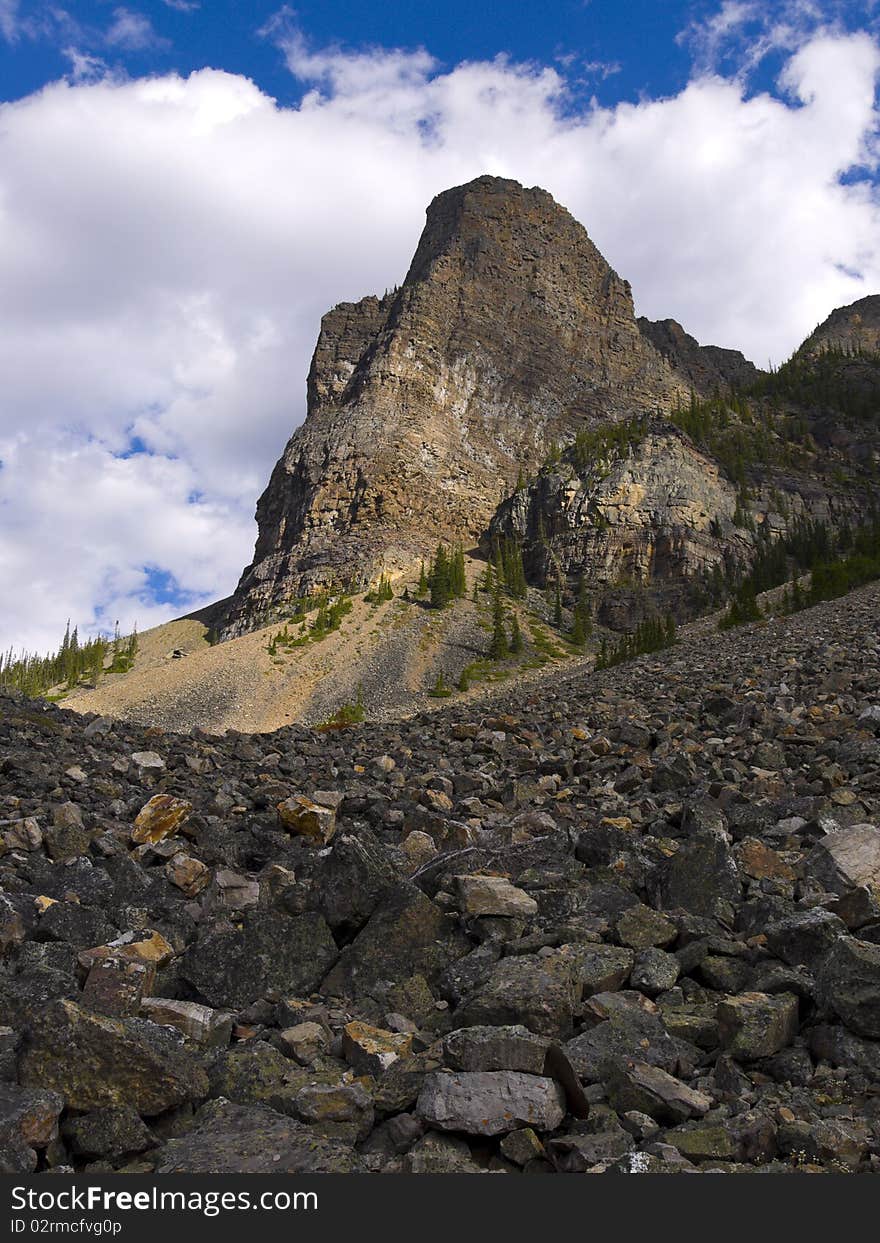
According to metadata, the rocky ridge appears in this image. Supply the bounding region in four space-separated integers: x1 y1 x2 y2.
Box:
3 583 880 1174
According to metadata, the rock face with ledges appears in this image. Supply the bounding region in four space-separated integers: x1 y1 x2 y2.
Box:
222 176 691 634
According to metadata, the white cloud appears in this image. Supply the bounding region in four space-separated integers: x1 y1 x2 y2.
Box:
105 7 168 52
1 25 879 652
0 0 19 43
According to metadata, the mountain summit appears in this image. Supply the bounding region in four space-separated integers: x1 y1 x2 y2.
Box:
222 176 752 635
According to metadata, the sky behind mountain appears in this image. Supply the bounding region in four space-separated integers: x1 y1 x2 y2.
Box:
1 0 879 653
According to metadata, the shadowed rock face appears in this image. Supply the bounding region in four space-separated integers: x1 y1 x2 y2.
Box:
637 318 760 393
222 176 695 635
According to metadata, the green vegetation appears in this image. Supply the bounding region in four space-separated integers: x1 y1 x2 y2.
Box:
489 586 509 659
0 619 138 699
595 614 677 670
751 342 880 424
714 516 877 630
571 415 649 472
317 685 366 730
669 390 785 485
718 582 763 630
490 535 528 598
364 573 394 604
427 543 467 608
781 520 880 613
428 672 453 698
268 592 352 653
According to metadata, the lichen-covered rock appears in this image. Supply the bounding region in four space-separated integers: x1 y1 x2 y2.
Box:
18 999 209 1115
61 1108 155 1162
320 884 466 1003
657 830 742 918
817 937 880 1038
717 992 799 1060
443 1025 550 1074
180 910 338 1009
604 1059 711 1124
454 950 582 1038
0 1082 64 1151
342 1021 412 1076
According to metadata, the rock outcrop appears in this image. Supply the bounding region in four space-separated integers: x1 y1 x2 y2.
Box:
799 295 880 357
222 176 703 635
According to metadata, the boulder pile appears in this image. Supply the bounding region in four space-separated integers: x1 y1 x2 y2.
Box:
2 584 880 1174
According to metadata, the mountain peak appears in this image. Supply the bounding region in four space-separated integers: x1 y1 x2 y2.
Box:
220 178 742 636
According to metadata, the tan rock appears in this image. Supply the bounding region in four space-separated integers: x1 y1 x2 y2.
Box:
131 794 193 845
400 830 437 872
140 997 232 1047
277 795 337 844
279 1022 329 1065
454 874 538 918
342 1020 413 1076
165 852 209 896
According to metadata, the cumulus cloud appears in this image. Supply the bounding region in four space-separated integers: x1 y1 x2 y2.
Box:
1 21 879 652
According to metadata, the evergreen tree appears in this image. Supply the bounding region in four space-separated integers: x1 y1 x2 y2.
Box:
430 544 452 608
450 543 467 598
417 561 429 596
509 612 524 654
489 587 509 660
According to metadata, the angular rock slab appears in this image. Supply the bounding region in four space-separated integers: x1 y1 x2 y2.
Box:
277 795 337 844
443 1024 550 1074
19 999 208 1115
320 884 467 1002
181 910 337 1009
604 1059 711 1124
453 874 538 918
417 1070 566 1136
817 936 880 1038
131 795 193 845
155 1101 365 1173
454 950 582 1038
717 991 799 1060
805 824 880 896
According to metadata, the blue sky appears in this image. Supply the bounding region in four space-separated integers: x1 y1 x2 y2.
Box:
1 1 879 652
3 1 878 108
1 1 702 106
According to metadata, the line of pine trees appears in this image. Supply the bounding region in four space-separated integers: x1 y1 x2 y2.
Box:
595 614 676 670
419 543 467 608
0 620 138 698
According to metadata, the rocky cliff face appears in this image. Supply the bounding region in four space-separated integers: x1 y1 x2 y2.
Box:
637 318 760 393
222 177 704 635
491 422 746 618
800 294 880 356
